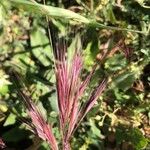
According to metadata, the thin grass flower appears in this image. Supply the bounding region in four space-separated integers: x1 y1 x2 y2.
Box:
0 138 6 149
53 41 107 149
15 40 107 150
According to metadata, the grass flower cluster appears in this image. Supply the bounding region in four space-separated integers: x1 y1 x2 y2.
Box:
15 40 107 150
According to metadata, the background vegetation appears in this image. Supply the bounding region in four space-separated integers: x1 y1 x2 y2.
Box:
0 0 150 149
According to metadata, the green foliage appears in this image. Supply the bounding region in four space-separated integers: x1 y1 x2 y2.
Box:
112 71 135 91
116 128 149 150
3 113 16 126
30 27 52 66
2 126 31 142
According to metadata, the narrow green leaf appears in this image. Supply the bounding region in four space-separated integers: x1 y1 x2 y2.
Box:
30 27 52 67
9 0 90 24
4 113 16 126
9 0 145 34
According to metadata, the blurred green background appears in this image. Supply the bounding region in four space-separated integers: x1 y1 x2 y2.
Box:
0 0 150 149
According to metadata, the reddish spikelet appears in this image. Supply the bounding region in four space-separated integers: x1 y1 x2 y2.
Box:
121 45 133 59
117 39 133 60
19 91 58 150
53 42 107 149
67 64 98 137
15 39 107 150
70 78 107 136
78 64 97 97
0 138 6 149
78 78 107 122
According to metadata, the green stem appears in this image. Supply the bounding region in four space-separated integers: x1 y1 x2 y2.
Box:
88 21 145 34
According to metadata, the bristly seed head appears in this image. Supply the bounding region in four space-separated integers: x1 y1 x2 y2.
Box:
53 41 107 145
15 39 107 150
